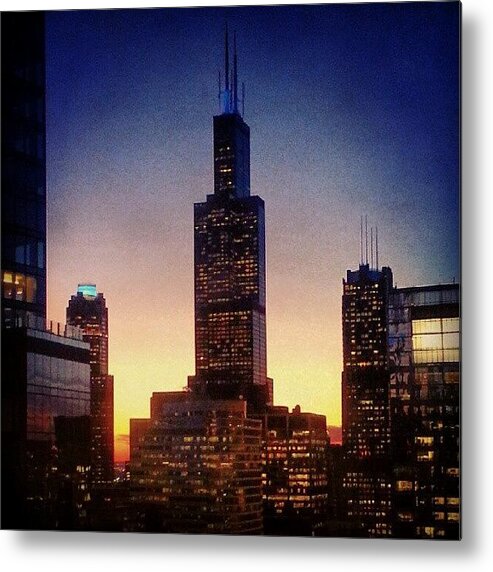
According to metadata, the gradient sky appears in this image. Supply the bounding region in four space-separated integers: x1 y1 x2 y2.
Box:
44 3 460 461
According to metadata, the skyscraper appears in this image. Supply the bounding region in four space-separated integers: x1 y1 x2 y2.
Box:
388 284 460 539
341 230 394 537
1 11 46 329
1 12 93 530
67 284 114 483
188 30 269 413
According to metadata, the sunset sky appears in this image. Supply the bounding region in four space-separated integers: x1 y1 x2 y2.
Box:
44 3 460 462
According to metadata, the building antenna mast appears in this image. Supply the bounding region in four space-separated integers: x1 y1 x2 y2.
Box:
370 227 374 269
218 70 221 112
224 24 229 92
365 215 368 265
376 226 379 271
242 82 245 117
360 215 363 266
233 31 238 113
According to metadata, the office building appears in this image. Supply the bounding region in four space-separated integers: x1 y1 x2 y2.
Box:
130 391 263 534
253 405 328 536
1 320 91 529
388 284 460 539
341 250 394 536
1 11 93 531
67 284 114 483
187 30 270 413
1 11 46 328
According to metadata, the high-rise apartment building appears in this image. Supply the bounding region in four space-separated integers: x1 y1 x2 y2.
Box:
187 31 270 413
341 259 394 537
130 392 263 534
67 284 114 483
1 11 46 328
388 284 460 539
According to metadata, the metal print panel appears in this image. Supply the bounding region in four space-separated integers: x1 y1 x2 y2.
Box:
1 2 461 539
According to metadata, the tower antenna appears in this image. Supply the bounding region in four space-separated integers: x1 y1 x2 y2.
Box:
224 24 229 92
360 216 364 265
230 69 234 110
370 227 374 269
233 31 238 113
242 82 245 117
365 215 368 265
218 70 221 112
376 226 379 271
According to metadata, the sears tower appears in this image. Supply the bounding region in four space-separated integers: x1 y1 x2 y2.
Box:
188 30 271 413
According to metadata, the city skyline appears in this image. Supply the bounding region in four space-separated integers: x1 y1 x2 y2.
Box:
43 4 460 461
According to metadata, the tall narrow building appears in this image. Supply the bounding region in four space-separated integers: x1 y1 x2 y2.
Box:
341 229 393 537
2 12 92 530
188 30 270 413
1 11 46 329
67 284 114 483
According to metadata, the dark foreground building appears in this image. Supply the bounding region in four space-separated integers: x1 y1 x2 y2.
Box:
1 320 91 529
388 284 460 539
253 406 328 536
67 284 114 483
341 260 394 537
187 31 270 413
1 10 46 329
130 392 263 534
1 11 93 531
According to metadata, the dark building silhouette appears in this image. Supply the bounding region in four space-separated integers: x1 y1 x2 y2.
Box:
187 31 270 413
341 236 394 536
388 284 460 539
252 405 328 536
1 321 91 529
67 284 114 483
1 12 93 531
1 11 46 328
130 392 263 534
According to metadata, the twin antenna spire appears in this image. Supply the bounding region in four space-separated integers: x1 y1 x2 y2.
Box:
360 215 380 271
218 26 245 116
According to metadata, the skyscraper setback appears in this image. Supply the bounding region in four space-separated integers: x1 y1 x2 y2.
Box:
188 30 269 413
67 284 114 483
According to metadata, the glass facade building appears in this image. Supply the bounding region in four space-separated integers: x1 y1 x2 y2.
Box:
188 34 269 413
1 11 47 329
130 392 263 534
1 321 91 529
66 284 114 483
388 284 460 539
341 263 394 537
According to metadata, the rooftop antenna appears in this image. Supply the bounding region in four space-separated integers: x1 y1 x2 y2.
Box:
360 215 363 266
233 31 238 113
365 215 368 266
242 82 245 117
218 70 221 112
376 226 379 271
224 24 229 92
370 227 374 269
230 68 234 110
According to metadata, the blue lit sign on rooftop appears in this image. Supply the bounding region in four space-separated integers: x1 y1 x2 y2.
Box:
77 284 97 297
